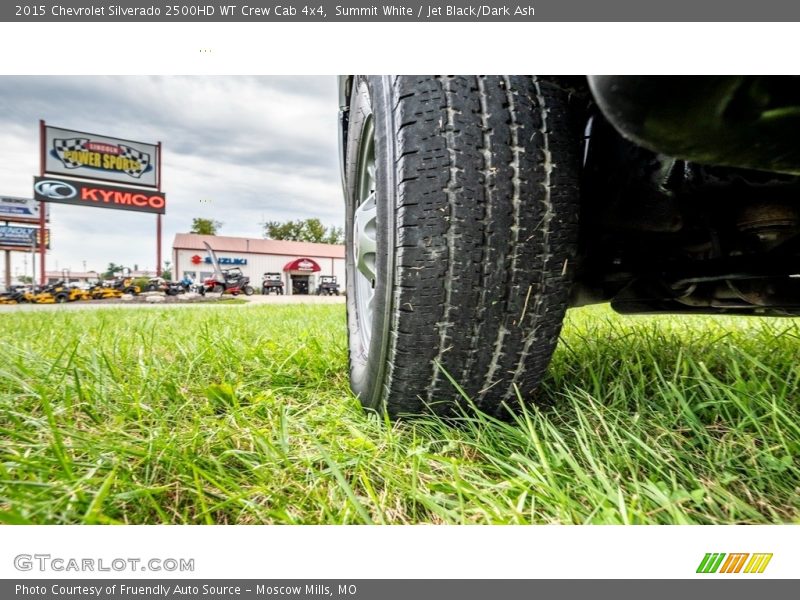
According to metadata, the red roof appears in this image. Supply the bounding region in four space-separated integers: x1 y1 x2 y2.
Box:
172 233 344 259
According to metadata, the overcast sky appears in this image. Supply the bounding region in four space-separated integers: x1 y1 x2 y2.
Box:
0 76 341 277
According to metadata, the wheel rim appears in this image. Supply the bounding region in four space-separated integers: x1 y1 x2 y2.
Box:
353 112 378 352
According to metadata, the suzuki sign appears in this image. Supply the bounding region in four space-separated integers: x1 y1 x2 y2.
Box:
204 256 247 266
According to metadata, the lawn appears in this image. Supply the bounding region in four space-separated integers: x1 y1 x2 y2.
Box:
0 303 798 524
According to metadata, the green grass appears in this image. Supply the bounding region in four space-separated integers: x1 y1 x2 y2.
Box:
0 303 798 524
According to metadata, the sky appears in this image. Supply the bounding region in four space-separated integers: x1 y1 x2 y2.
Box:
0 76 341 278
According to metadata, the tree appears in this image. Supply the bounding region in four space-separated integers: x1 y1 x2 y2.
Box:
103 263 126 278
191 218 222 235
263 218 344 244
323 226 345 245
161 261 172 281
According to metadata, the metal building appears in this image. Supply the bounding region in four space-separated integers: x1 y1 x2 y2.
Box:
172 234 345 295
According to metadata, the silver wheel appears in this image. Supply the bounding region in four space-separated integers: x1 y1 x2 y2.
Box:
353 112 377 353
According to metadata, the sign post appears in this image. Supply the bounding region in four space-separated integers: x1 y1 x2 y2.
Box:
39 119 46 285
157 141 162 276
0 194 49 288
31 236 35 284
3 220 8 290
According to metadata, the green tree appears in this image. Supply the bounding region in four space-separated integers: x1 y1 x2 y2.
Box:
263 218 344 244
161 261 172 280
191 218 222 235
323 225 344 245
103 263 126 278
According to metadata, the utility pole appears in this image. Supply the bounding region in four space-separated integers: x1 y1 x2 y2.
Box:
156 141 162 276
38 119 46 285
4 250 10 289
3 220 9 290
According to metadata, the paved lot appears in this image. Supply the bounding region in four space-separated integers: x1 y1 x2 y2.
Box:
0 293 345 312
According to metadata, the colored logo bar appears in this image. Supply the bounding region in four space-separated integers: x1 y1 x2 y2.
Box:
697 553 773 574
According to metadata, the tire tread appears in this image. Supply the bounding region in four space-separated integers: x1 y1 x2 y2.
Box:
351 75 581 417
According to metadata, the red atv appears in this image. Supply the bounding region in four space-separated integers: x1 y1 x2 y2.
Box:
199 267 254 296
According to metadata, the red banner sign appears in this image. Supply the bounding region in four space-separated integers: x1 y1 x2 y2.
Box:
33 177 166 215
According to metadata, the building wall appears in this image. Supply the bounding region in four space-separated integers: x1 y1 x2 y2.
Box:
172 248 345 294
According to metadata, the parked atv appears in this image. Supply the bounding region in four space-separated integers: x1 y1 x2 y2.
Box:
179 276 195 293
112 276 140 295
88 282 123 300
262 272 285 295
315 275 340 296
199 267 254 296
199 241 254 296
145 277 185 296
164 281 187 296
145 277 166 292
33 280 88 304
66 286 91 302
0 287 36 304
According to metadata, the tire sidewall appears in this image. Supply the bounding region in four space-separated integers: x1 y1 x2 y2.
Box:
345 76 396 410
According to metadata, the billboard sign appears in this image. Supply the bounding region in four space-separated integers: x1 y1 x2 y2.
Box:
0 225 50 249
34 177 166 215
44 125 158 188
0 196 48 224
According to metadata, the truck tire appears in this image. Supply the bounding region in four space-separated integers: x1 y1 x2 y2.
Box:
344 76 582 418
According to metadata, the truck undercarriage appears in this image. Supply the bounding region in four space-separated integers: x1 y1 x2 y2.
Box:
576 76 800 316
